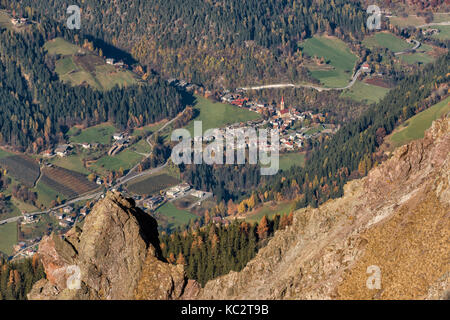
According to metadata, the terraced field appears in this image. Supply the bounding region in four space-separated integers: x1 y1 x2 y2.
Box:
41 165 98 198
0 155 40 187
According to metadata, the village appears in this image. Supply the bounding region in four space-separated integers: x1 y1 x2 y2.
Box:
169 79 339 153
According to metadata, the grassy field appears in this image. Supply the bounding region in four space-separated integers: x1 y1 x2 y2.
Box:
155 202 197 229
49 154 90 175
389 16 426 28
11 197 39 213
127 173 179 196
69 123 116 145
278 152 306 171
0 148 13 159
184 95 261 135
44 37 80 55
32 181 66 208
432 25 450 41
0 222 17 256
44 38 138 91
0 10 13 30
363 32 413 52
389 97 450 148
399 43 436 65
93 149 143 173
245 201 292 223
0 155 40 187
341 81 390 104
301 36 358 88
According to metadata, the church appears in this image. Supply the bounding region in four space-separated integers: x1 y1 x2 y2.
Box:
277 96 291 119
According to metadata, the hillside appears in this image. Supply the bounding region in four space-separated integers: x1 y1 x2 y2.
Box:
3 0 369 88
197 116 450 300
28 116 449 300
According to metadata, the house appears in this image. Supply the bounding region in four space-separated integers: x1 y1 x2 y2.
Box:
113 132 125 140
361 63 372 73
422 28 439 36
106 58 114 65
96 177 103 185
143 196 163 210
63 206 73 214
177 183 191 193
55 144 71 157
22 215 38 224
191 190 205 198
80 207 89 216
43 149 54 158
59 221 69 228
81 142 91 149
165 189 180 198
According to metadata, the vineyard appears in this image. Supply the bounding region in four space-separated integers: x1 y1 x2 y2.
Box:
0 155 40 187
41 166 98 198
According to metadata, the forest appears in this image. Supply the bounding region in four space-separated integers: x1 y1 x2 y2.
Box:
3 0 369 88
0 255 45 300
0 18 186 152
161 213 293 286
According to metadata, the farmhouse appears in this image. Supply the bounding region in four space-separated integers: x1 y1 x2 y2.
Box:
361 63 372 73
81 142 91 149
143 195 163 210
191 190 205 198
55 144 72 157
422 28 439 36
11 17 27 26
63 206 73 214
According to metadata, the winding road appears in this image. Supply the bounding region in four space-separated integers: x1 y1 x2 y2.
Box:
239 35 429 93
0 109 188 226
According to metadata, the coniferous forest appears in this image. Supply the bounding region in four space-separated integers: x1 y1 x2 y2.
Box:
0 256 45 300
0 19 186 152
4 0 369 88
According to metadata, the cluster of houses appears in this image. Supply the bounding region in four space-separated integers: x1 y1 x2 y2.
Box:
219 93 334 151
421 28 440 36
165 183 192 199
51 205 90 228
12 238 40 257
11 17 28 27
137 183 208 211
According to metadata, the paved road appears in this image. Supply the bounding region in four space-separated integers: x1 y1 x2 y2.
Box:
0 109 188 226
394 39 421 56
416 21 450 28
239 68 362 92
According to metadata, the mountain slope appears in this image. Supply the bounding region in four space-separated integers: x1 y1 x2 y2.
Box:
28 192 200 300
198 116 450 300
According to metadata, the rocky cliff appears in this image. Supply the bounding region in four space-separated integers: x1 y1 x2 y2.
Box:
28 192 200 300
198 117 450 300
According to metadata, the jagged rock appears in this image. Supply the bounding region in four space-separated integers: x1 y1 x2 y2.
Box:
28 191 197 300
197 117 450 300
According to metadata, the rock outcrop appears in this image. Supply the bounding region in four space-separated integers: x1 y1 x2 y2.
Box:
28 192 199 300
198 117 450 300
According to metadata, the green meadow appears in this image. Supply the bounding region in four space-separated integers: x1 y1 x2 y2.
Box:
341 81 390 104
184 95 261 135
301 36 358 88
389 97 450 148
